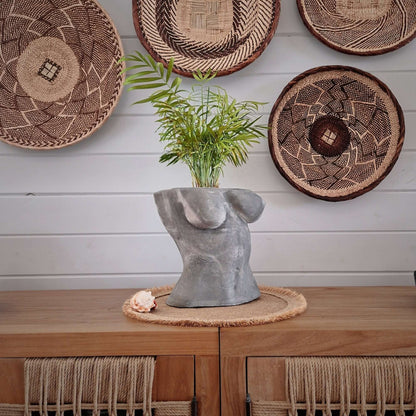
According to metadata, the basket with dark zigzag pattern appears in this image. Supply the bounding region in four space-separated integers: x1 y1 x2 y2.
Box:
268 66 405 201
0 0 124 149
133 0 281 77
297 0 416 55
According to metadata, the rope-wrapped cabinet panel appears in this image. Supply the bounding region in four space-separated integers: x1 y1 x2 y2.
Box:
0 402 192 416
251 357 416 416
0 356 191 416
25 356 155 416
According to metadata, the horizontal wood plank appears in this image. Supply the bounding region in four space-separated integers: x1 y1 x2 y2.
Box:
0 272 413 291
1 110 415 156
118 36 416 79
114 71 416 115
0 110 414 156
0 233 414 276
0 191 415 235
0 152 413 194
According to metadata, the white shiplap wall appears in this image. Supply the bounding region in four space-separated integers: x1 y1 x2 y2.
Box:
0 0 415 291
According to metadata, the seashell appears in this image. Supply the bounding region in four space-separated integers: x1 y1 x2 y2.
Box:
130 290 157 313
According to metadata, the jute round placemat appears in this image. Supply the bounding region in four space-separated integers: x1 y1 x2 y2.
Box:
268 66 405 201
297 0 416 55
0 0 124 149
133 0 280 77
123 286 307 327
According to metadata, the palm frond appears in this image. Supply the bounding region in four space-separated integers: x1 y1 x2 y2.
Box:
122 52 267 187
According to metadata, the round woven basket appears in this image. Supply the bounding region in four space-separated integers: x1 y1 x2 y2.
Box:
123 286 307 327
268 66 405 202
132 0 280 77
0 0 124 149
297 0 416 55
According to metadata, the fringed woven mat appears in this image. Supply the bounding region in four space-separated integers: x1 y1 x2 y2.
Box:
123 286 307 327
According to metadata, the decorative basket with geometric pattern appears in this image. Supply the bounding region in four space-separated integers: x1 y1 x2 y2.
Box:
268 66 405 201
297 0 416 55
0 0 124 149
132 0 281 77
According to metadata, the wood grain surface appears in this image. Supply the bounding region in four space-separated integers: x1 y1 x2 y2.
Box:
220 356 246 416
196 355 221 416
247 358 286 402
221 287 416 357
153 356 194 401
0 359 24 404
0 289 218 357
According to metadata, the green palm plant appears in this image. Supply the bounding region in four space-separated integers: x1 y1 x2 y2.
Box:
121 52 267 187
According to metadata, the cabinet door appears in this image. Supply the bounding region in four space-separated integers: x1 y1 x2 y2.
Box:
0 356 195 416
247 356 416 416
0 356 220 416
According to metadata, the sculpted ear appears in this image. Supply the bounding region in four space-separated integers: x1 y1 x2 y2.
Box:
179 189 227 229
225 189 265 223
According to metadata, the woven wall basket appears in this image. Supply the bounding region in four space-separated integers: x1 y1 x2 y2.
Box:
132 0 281 77
268 66 405 201
0 0 124 150
297 0 416 55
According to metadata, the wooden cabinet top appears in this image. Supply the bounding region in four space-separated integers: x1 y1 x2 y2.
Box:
1 287 415 358
221 286 416 357
0 289 218 357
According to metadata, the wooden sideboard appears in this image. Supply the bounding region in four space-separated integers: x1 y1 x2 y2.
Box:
1 287 415 416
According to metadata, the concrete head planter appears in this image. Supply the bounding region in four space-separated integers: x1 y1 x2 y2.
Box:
154 188 264 307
